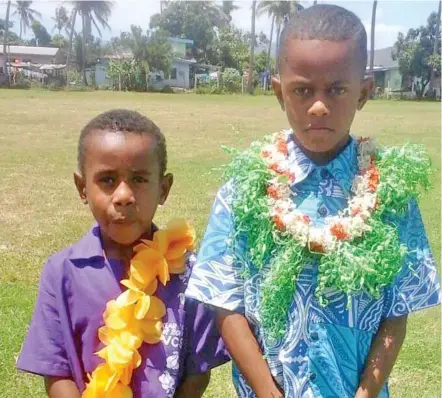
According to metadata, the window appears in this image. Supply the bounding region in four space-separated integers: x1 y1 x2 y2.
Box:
170 68 177 80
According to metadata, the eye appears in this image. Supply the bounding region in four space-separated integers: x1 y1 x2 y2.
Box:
99 176 115 185
329 86 348 96
133 175 148 184
294 87 313 98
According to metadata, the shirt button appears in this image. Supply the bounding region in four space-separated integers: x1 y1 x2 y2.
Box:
309 372 317 382
320 168 330 179
310 331 319 341
317 204 328 217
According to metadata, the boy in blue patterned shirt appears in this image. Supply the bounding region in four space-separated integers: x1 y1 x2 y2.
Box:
186 5 440 398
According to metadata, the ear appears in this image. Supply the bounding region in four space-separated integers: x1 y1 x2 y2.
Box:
74 171 88 204
159 173 174 205
357 76 374 110
272 76 285 111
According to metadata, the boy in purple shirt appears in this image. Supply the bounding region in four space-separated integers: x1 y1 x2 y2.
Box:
17 109 229 397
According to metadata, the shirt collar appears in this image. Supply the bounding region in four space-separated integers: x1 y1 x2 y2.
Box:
69 223 159 261
286 131 358 195
70 223 104 261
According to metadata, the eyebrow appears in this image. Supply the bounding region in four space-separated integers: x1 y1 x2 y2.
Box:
94 168 152 175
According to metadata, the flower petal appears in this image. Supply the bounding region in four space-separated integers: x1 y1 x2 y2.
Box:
140 319 163 344
167 256 187 274
145 296 166 319
120 277 144 291
144 278 158 295
116 289 143 307
134 294 151 320
129 259 158 287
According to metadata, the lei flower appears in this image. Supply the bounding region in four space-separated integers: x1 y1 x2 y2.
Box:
223 131 431 338
82 220 195 398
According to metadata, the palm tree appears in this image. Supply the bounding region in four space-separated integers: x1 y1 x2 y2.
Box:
369 1 377 98
66 4 78 82
66 1 113 86
248 0 256 94
257 1 303 73
12 1 41 39
52 6 69 36
3 1 11 55
220 1 239 22
429 0 441 98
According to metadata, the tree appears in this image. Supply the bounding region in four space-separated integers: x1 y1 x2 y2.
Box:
369 1 377 98
1 16 20 45
2 1 12 56
220 1 239 23
107 26 172 90
30 20 51 46
51 33 68 63
0 17 13 36
217 25 249 72
74 1 113 85
150 1 227 64
257 1 303 73
12 1 41 39
392 10 441 99
248 0 256 94
429 0 441 97
66 4 78 80
254 50 272 73
52 6 69 35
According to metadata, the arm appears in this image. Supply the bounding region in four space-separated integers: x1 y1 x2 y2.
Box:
217 309 283 398
45 377 81 398
355 315 407 398
175 372 211 398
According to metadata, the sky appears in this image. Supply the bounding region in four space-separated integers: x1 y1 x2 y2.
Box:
1 0 440 50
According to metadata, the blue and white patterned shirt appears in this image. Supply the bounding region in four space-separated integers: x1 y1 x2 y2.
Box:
186 134 441 398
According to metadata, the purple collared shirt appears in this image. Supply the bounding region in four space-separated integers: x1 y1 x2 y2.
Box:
17 225 230 397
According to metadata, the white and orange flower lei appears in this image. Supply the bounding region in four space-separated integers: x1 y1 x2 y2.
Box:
223 129 431 338
261 130 380 253
82 219 195 398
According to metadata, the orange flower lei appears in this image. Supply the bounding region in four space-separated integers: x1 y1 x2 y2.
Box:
82 219 195 398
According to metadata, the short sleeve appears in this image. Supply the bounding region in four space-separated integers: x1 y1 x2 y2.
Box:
185 181 247 313
16 259 71 377
382 200 441 319
182 298 231 375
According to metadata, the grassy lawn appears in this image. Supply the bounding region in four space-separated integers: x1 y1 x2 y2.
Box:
0 90 440 397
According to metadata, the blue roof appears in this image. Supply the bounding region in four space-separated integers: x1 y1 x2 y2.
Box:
169 37 194 45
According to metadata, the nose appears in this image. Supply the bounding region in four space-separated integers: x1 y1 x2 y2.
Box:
308 100 330 117
112 181 135 207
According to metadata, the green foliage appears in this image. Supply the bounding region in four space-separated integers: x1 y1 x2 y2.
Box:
29 20 51 46
217 25 249 72
392 11 441 97
222 68 242 92
254 50 271 73
51 6 69 36
150 1 227 64
12 1 42 39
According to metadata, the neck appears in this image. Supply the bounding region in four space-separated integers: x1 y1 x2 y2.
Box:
101 228 154 264
293 134 351 165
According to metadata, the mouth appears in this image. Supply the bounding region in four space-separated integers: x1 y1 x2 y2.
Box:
112 218 136 226
306 126 334 132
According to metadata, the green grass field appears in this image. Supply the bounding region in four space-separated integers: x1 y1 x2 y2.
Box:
0 90 440 397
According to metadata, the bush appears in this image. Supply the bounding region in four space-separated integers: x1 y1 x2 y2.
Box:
9 80 31 90
222 68 242 93
161 85 174 94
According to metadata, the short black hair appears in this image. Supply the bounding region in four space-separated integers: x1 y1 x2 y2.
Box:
78 109 167 175
278 4 367 76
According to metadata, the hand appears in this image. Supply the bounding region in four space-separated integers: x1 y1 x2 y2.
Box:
174 372 210 398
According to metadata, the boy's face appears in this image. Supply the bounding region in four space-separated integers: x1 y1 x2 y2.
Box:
273 38 372 156
74 130 173 246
